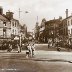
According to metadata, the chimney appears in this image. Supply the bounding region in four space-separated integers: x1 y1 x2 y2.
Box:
59 16 62 21
6 11 14 20
54 17 55 20
66 9 68 18
0 6 3 15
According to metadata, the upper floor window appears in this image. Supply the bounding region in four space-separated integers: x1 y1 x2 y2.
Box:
12 29 14 34
3 21 6 26
12 22 14 26
68 21 69 26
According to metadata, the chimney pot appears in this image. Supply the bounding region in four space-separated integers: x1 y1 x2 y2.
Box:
66 9 68 18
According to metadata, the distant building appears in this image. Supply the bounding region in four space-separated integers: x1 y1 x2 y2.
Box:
45 18 62 42
34 22 39 40
21 24 27 39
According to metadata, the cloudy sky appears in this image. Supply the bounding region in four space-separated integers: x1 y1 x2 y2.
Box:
0 0 72 31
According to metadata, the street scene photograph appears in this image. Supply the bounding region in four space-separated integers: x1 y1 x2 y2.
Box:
0 0 72 72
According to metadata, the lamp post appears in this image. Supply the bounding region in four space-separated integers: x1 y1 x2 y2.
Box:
19 32 22 52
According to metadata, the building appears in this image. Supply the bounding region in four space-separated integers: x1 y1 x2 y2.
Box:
59 19 68 38
65 9 72 37
0 7 22 40
66 16 72 38
6 11 21 39
0 7 11 38
45 17 62 42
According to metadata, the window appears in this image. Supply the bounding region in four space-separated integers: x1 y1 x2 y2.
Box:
4 23 6 26
71 19 72 25
15 30 16 35
15 22 16 27
12 29 14 34
68 21 69 26
68 30 70 34
3 21 6 26
12 22 14 26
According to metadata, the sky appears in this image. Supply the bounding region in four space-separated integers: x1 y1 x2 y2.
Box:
0 0 72 31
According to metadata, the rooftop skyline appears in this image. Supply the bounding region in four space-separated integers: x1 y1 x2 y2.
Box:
0 0 72 31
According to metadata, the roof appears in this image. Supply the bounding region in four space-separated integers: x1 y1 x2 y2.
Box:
12 18 19 21
0 14 9 21
45 19 61 25
66 16 72 19
11 18 20 24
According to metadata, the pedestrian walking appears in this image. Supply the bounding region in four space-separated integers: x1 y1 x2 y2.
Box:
26 43 32 58
7 44 12 52
31 43 35 57
48 38 52 48
17 44 20 53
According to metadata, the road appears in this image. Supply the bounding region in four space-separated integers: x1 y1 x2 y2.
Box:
0 44 72 72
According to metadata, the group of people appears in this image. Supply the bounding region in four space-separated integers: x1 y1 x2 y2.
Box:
6 40 36 58
26 43 35 58
7 43 20 53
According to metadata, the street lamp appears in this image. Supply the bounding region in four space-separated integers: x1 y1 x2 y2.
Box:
19 32 22 52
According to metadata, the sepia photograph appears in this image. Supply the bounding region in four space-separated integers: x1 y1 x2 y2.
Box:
0 0 72 72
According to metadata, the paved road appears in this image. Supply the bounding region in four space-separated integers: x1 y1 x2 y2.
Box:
0 44 72 72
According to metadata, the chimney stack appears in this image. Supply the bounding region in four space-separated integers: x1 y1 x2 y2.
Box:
59 16 62 21
6 11 14 20
66 9 68 18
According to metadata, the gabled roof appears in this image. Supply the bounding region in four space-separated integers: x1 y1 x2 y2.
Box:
0 14 9 21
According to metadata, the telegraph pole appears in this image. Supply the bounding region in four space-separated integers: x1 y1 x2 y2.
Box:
19 8 22 19
19 8 22 52
37 16 38 22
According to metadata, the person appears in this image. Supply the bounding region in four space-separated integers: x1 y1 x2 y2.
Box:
7 44 12 52
17 44 20 53
48 41 50 48
48 38 52 48
31 44 35 57
26 43 29 58
26 43 32 57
